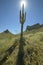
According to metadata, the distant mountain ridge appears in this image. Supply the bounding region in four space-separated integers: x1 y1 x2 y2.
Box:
0 29 15 39
4 29 10 33
0 23 43 34
26 23 43 31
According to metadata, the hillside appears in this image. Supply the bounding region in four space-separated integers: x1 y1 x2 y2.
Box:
0 29 15 38
0 29 17 63
24 23 43 35
0 24 43 65
26 23 43 31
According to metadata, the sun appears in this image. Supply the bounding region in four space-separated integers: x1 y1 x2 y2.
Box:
20 0 27 9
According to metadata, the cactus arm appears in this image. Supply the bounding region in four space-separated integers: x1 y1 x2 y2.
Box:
20 10 21 22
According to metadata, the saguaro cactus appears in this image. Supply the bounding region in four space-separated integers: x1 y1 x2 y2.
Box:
20 4 26 39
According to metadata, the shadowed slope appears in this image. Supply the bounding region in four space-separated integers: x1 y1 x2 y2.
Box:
0 39 18 65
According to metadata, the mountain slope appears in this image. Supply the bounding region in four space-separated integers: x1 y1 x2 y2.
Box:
0 24 43 65
26 23 43 31
0 29 15 39
24 23 43 34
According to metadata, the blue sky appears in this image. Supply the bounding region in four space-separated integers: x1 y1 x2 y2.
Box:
0 0 43 34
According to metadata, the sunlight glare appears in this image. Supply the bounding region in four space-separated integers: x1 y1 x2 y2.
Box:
20 0 27 9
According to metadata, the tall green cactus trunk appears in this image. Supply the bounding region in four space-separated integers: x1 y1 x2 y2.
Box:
21 24 23 39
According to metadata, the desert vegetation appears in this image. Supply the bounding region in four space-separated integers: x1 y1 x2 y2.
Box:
0 24 43 65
